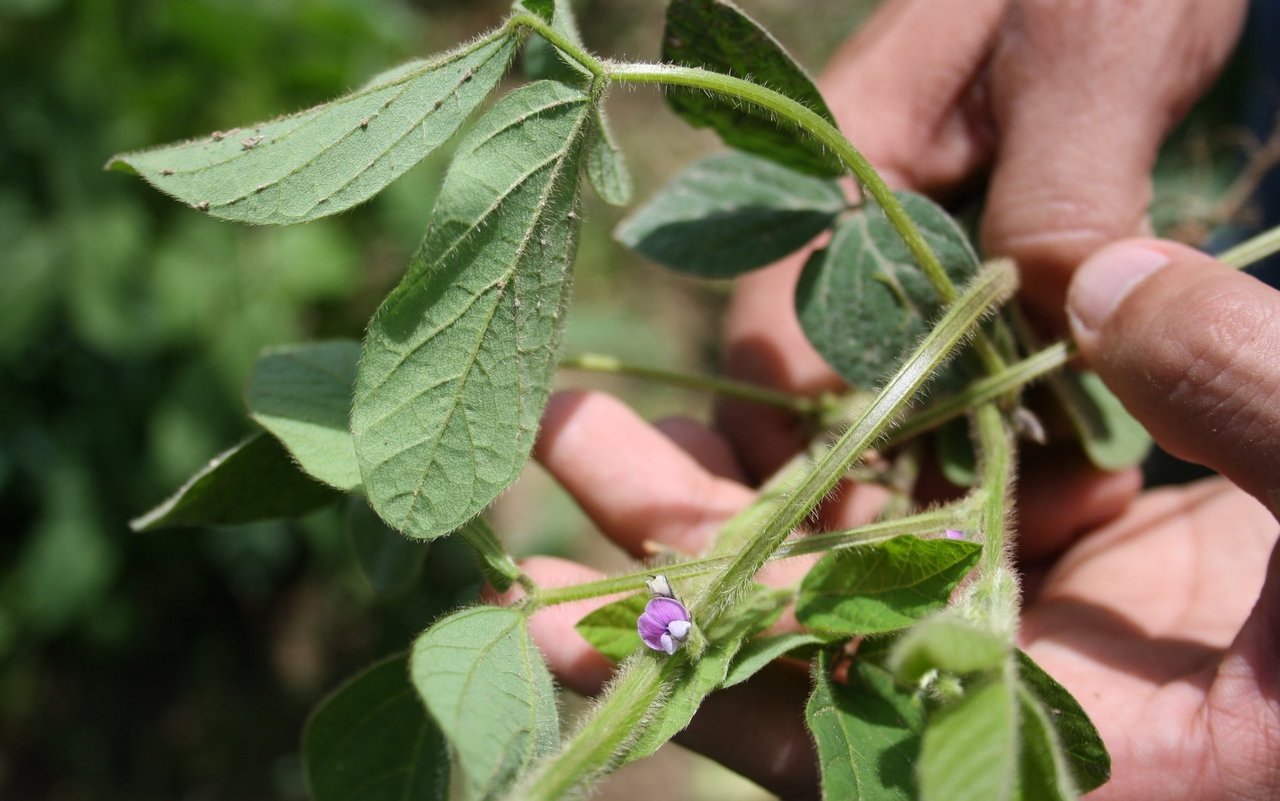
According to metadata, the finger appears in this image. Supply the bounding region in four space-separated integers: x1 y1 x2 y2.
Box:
1208 537 1280 799
652 416 747 483
1068 239 1280 517
982 0 1246 330
1015 446 1142 562
490 556 618 697
536 391 754 557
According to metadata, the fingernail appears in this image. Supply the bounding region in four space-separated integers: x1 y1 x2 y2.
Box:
1068 242 1170 333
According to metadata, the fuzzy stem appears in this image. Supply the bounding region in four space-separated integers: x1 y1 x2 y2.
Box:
690 261 1017 626
559 352 826 414
524 507 960 609
514 656 670 801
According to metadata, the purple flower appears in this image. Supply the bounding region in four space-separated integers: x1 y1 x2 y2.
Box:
637 597 692 655
945 529 966 540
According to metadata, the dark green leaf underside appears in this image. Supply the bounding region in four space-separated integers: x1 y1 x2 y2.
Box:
807 653 923 801
663 0 841 175
131 433 337 531
247 339 361 491
410 606 558 801
1017 650 1110 793
615 151 843 277
109 32 517 224
796 191 980 389
796 535 982 635
352 80 592 540
304 655 448 801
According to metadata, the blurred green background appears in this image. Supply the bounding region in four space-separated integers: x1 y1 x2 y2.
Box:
1 0 1274 798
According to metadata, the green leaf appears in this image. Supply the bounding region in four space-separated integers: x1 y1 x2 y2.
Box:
807 652 924 801
247 340 361 491
919 675 1018 801
888 613 1008 686
1050 369 1151 471
626 586 790 761
131 433 338 531
107 32 517 224
1016 685 1080 801
936 416 977 488
662 0 841 175
1016 650 1110 793
345 497 427 596
411 606 559 801
352 80 593 540
722 631 824 689
615 151 844 277
796 535 982 636
585 108 632 206
796 192 981 389
304 655 448 801
575 593 648 662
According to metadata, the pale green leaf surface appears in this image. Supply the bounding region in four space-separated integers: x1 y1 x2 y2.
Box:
304 655 448 801
662 0 841 175
1017 685 1079 801
615 151 844 277
247 339 361 491
919 675 1018 801
352 80 592 540
889 613 1007 686
796 536 981 636
131 433 338 531
796 192 980 388
345 497 428 596
585 108 632 206
1051 369 1151 470
108 33 517 224
575 593 648 662
625 587 790 761
807 652 923 801
721 631 824 689
411 606 559 801
1016 650 1110 793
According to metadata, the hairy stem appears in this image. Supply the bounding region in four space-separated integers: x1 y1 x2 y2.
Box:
514 656 670 801
559 352 827 414
525 507 960 609
691 261 1017 625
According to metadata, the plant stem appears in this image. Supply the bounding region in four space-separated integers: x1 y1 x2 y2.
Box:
607 61 1008 376
1219 223 1280 270
884 341 1073 447
456 516 530 592
506 12 603 78
514 656 670 801
559 352 826 414
690 261 1017 625
608 62 953 299
525 507 960 608
967 402 1020 635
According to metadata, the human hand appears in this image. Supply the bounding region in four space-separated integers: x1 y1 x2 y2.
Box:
506 239 1280 799
718 0 1247 480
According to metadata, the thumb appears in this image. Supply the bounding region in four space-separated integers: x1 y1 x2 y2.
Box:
1067 239 1280 518
980 1 1245 330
